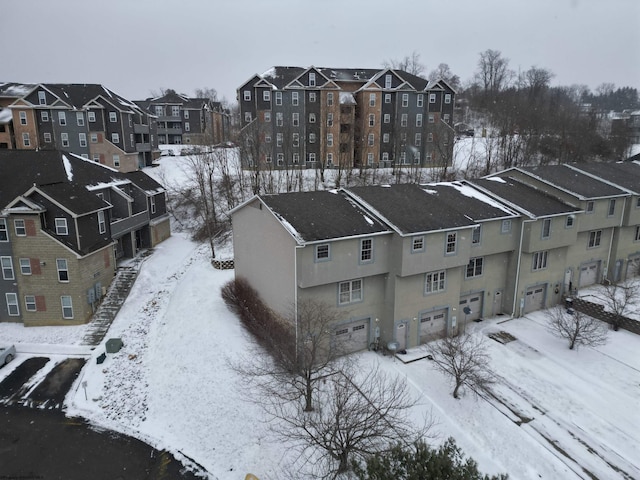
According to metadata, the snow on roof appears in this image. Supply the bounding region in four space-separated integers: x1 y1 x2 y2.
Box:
339 92 356 104
445 182 516 214
272 212 304 244
487 177 507 183
62 154 73 181
0 83 33 96
0 108 12 123
363 215 374 225
262 67 276 79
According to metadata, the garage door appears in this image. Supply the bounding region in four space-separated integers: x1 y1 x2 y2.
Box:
579 261 599 287
524 285 546 314
626 256 640 280
419 309 447 344
334 319 369 354
459 293 483 322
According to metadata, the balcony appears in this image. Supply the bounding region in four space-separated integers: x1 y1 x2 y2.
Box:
134 124 150 134
157 115 181 122
136 143 151 152
110 210 150 238
157 127 182 135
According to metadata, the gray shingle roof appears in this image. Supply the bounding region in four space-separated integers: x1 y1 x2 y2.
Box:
570 162 640 194
520 165 628 199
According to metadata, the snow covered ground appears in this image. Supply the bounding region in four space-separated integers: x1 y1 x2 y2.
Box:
1 152 639 479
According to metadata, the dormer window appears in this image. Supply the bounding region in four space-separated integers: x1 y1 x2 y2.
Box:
38 91 46 105
55 218 68 235
309 72 316 87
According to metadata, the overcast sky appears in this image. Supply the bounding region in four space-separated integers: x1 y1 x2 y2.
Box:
2 0 638 104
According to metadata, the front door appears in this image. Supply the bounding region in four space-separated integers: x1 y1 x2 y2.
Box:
395 322 408 351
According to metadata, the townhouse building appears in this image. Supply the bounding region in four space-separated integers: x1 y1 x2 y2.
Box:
231 162 640 354
0 82 158 172
237 66 455 171
134 90 231 146
0 150 170 326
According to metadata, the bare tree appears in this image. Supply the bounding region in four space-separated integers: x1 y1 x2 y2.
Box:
269 362 432 477
384 51 426 76
193 87 218 102
428 63 461 90
430 334 495 399
475 49 514 104
546 305 608 350
593 278 640 331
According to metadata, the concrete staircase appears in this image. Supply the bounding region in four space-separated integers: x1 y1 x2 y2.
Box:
81 267 139 347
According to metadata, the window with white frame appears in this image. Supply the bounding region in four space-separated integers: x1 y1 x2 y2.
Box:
90 133 98 143
14 219 26 236
60 132 69 147
532 251 548 270
292 133 299 147
414 114 422 127
339 279 362 304
472 225 481 244
264 111 271 122
171 106 180 117
113 155 120 167
56 258 69 282
244 112 252 122
44 132 52 143
401 114 408 127
25 295 37 312
55 218 68 235
243 90 251 101
428 114 435 123
292 91 299 106
369 93 376 106
608 199 616 216
588 230 602 248
1 256 14 280
327 153 334 165
542 218 551 239
414 152 421 164
6 293 19 316
309 133 316 143
79 133 87 147
98 210 106 233
309 72 316 86
155 106 163 116
109 111 117 122
383 113 390 124
425 270 446 294
292 153 299 164
466 257 483 278
184 110 189 119
263 90 270 101
276 133 282 146
412 236 424 252
445 231 457 254
428 132 433 142
292 113 299 126
184 122 190 132
111 133 119 143
23 133 31 147
445 94 451 104
443 113 450 123
402 94 409 107
88 111 96 122
384 74 392 88
369 114 375 127
327 133 333 146
586 200 594 213
566 215 574 228
308 153 316 163
417 94 424 107
0 219 7 242
384 93 391 103
315 244 330 261
58 111 66 125
19 258 31 275
265 134 271 143
38 90 46 104
275 91 282 105
383 133 390 143
327 92 334 106
309 113 316 123
368 133 374 146
501 219 512 233
360 238 373 262
309 92 316 102
400 152 407 164
429 93 436 103
41 111 49 122
76 112 84 126
367 153 373 165
276 155 282 166
276 112 283 126
61 295 73 319
19 111 27 125
327 113 333 126
382 152 389 162
415 133 422 146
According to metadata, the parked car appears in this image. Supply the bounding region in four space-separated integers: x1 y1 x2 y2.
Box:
1 345 16 366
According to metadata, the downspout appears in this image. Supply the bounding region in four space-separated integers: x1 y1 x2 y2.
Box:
512 219 533 318
605 197 626 281
294 245 302 360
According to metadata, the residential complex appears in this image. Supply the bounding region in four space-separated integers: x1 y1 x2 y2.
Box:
0 150 170 326
231 162 640 354
237 66 456 170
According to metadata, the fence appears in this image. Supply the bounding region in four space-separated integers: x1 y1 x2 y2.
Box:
565 295 640 335
212 258 234 270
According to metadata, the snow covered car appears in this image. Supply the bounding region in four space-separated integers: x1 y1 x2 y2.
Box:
1 345 16 366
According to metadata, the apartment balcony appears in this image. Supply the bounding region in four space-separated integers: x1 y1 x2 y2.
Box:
134 124 150 134
157 115 181 122
110 210 150 238
157 127 183 135
136 142 151 152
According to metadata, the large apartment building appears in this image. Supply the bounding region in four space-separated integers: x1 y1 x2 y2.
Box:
135 90 231 146
237 66 456 170
231 162 640 354
0 83 159 172
0 150 171 326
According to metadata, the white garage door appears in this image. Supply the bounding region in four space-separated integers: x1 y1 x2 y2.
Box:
626 256 640 279
459 293 483 322
419 309 447 344
524 285 546 314
334 319 369 354
579 261 599 287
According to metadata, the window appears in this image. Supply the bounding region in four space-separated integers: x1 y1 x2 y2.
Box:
41 111 49 122
263 90 271 101
417 94 424 107
586 201 594 213
429 93 436 103
243 90 251 101
265 134 272 144
360 238 373 262
98 210 106 233
244 112 252 122
275 154 282 164
566 215 575 228
309 133 316 143
415 133 422 146
445 232 457 254
385 74 392 89
400 152 407 164
416 114 423 127
14 219 26 236
588 230 602 248
275 91 282 105
308 153 316 163
634 226 640 242
542 218 551 239
367 153 373 165
501 219 512 233
6 293 19 316
155 106 163 116
19 111 27 125
276 133 282 146
382 152 389 162
79 133 87 147
383 133 389 143
384 93 391 103
425 270 446 294
292 113 299 126
309 72 316 86
472 225 481 244
111 133 119 143
327 113 333 127
414 152 421 164
466 257 484 278
428 114 435 123
292 153 299 164
368 114 375 127
443 114 450 123
38 90 46 105
19 258 31 275
111 154 120 167
369 93 376 106
327 92 334 106
276 112 283 126
44 132 52 143
264 112 271 122
56 259 69 282
339 279 362 304
76 112 84 126
22 133 30 147
532 251 548 270
90 133 98 143
109 112 117 123
427 132 433 142
88 111 96 122
368 133 374 146
608 199 616 216
309 113 316 123
402 94 409 107
61 296 73 319
412 236 424 252
309 92 317 102
315 244 330 261
401 114 408 127
327 133 333 146
383 113 390 124
58 111 66 125
1 256 14 280
445 94 451 104
184 122 190 132
292 92 299 106
25 295 37 312
55 218 68 235
0 219 7 242
292 133 299 147
327 153 334 165
60 132 69 147
184 110 189 119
